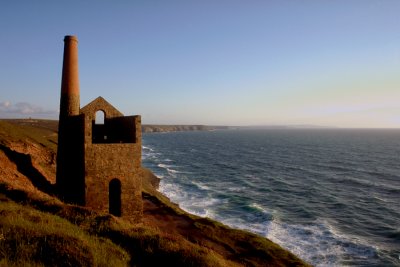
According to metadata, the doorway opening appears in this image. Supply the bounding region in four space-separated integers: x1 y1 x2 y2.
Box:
109 178 121 216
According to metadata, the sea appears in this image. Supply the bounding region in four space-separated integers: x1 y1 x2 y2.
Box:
142 129 400 266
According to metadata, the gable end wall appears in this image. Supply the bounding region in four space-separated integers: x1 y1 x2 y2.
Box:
80 99 142 222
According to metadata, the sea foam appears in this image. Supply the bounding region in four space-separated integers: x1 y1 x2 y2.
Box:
142 130 400 266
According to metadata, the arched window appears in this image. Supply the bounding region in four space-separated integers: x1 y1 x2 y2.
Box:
95 110 105 124
109 178 122 216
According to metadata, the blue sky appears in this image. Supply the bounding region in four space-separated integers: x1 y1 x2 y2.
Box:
1 1 400 127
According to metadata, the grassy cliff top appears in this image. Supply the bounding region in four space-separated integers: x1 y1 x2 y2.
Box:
1 119 230 134
0 119 310 267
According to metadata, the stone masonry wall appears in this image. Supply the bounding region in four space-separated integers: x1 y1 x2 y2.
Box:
84 143 142 222
80 96 143 222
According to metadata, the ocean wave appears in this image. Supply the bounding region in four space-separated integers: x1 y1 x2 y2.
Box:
158 180 219 218
249 203 270 214
226 186 247 192
142 145 154 151
266 219 379 266
142 129 400 266
154 179 388 266
157 163 181 174
192 181 211 191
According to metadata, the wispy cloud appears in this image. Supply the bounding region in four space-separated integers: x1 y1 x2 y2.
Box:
0 101 58 118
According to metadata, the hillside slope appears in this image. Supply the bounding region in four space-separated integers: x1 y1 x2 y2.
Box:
0 119 310 267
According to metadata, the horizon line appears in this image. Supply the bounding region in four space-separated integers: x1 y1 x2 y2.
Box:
1 117 400 130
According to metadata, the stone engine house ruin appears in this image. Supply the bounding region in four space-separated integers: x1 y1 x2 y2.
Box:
56 35 142 222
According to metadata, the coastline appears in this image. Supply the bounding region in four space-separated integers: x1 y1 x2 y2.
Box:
1 119 230 134
0 119 310 266
142 124 230 133
141 167 311 266
142 128 400 266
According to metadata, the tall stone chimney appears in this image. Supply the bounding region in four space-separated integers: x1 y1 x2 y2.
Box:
59 35 80 118
57 35 85 205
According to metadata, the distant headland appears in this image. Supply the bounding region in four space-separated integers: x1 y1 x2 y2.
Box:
142 124 230 133
0 119 231 133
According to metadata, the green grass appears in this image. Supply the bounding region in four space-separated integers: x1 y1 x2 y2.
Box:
0 188 230 267
101 225 228 267
0 120 58 152
0 199 129 267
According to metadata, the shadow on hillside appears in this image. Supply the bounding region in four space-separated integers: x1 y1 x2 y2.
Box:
0 144 55 196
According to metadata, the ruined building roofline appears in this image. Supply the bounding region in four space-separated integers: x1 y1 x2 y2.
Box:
80 96 124 117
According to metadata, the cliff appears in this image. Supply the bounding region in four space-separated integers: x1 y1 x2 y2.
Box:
2 119 228 133
0 119 310 266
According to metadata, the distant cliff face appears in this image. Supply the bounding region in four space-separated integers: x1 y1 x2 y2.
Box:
1 119 229 134
142 125 220 133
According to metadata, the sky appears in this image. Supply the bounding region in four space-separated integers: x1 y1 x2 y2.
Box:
1 1 400 128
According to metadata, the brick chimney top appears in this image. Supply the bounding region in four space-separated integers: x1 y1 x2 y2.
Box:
64 35 78 42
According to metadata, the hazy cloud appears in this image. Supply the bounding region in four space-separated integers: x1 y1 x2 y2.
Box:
0 101 58 117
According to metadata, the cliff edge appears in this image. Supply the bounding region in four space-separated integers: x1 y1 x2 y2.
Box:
0 119 310 266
